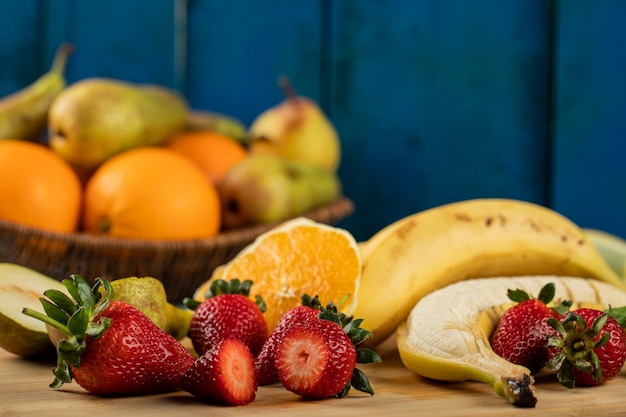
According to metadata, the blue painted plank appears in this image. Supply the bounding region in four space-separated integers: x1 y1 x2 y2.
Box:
40 0 178 88
185 0 324 124
329 0 552 240
0 1 43 96
551 1 626 238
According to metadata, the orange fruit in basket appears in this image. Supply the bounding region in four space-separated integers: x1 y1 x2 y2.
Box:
193 217 362 330
0 140 82 233
83 147 221 240
166 130 248 185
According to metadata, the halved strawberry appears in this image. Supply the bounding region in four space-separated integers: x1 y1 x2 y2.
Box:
275 302 381 399
255 294 322 385
180 338 257 405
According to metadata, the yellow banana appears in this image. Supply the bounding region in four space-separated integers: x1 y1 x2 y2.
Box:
354 198 625 347
583 228 626 279
397 275 626 407
185 110 249 144
0 43 73 141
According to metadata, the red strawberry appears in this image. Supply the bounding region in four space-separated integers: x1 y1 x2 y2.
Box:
275 302 381 399
22 274 195 395
546 307 626 387
255 294 322 385
490 282 570 373
185 279 267 357
180 338 257 405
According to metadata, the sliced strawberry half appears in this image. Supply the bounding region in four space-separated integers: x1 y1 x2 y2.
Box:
180 338 257 405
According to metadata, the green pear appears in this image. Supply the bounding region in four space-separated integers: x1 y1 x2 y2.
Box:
218 154 342 229
0 263 67 357
48 77 188 175
248 77 341 173
164 303 193 341
108 276 168 330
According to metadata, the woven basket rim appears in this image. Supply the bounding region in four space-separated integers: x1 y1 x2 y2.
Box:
0 196 355 252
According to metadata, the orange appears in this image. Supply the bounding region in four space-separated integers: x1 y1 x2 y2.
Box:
166 130 248 185
193 217 362 330
0 140 82 233
83 147 221 240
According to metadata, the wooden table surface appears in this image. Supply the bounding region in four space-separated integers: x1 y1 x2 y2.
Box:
1 336 625 417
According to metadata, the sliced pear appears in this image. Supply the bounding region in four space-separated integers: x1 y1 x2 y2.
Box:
0 263 67 357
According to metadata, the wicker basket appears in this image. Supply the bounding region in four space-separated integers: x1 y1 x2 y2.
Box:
0 197 354 302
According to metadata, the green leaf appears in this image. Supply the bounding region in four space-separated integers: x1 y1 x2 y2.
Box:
183 297 201 310
74 275 96 310
590 313 609 339
40 298 71 325
43 289 76 315
507 288 531 303
356 348 382 364
556 361 576 389
606 305 626 328
67 307 89 336
255 295 267 313
351 368 374 395
546 317 565 335
87 316 111 339
537 282 556 304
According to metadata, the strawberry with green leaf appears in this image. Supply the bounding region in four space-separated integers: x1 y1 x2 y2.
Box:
490 282 571 373
22 274 195 395
184 278 268 357
547 308 626 387
275 300 381 399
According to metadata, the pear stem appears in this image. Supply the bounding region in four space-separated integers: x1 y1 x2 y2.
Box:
277 75 299 100
51 43 74 75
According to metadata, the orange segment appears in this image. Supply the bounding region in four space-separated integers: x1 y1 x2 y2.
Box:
194 217 361 331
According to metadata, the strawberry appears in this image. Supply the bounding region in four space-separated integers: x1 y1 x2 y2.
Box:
185 278 268 357
546 307 626 387
274 301 381 399
22 274 195 395
180 338 257 405
490 282 571 373
255 294 322 385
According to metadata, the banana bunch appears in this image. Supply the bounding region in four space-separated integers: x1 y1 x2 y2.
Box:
354 198 626 347
0 44 73 141
396 275 626 407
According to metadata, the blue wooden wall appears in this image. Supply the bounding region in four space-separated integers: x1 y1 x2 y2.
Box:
1 0 625 242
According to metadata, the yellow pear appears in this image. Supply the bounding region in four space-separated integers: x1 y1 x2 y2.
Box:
48 77 188 175
218 154 341 228
248 77 341 173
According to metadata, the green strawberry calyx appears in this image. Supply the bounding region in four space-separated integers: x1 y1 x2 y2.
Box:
546 311 610 388
507 282 572 315
183 278 266 313
22 274 113 389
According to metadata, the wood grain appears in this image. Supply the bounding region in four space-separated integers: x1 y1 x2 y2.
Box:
1 336 625 417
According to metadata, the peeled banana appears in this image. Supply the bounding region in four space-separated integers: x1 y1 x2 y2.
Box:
0 43 73 141
396 275 626 407
354 198 626 347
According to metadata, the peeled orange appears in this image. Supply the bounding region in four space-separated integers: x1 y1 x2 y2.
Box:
166 130 248 185
0 140 82 233
194 217 361 330
83 147 221 240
